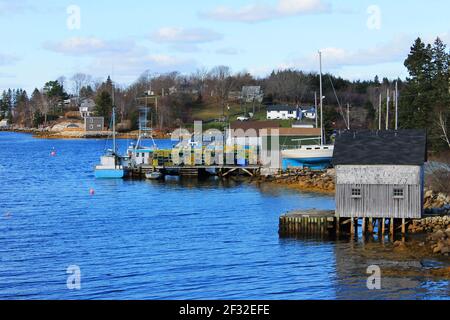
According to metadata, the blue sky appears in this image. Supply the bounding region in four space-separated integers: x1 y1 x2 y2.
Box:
1 0 449 93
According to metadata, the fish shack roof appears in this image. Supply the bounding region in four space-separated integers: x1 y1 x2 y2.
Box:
333 130 427 166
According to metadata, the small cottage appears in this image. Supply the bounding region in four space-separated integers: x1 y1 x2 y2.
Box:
267 105 300 120
333 130 427 219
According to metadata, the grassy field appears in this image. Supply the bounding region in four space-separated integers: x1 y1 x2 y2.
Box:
191 102 244 121
189 102 316 129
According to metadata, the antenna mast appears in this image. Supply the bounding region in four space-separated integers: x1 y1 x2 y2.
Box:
319 51 324 145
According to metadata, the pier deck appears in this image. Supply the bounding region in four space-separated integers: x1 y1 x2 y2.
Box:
279 210 413 239
134 164 263 177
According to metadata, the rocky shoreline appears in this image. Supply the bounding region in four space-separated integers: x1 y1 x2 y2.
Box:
1 128 170 140
257 168 336 193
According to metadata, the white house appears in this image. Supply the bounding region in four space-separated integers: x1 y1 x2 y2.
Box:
79 98 96 118
267 105 300 120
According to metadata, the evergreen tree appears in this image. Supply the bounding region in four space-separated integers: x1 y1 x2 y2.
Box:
94 91 113 124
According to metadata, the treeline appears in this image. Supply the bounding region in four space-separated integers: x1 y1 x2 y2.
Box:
0 68 389 129
400 37 450 151
1 37 449 152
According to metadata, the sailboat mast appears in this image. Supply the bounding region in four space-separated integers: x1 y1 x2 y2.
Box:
314 92 318 128
319 51 324 146
112 80 116 154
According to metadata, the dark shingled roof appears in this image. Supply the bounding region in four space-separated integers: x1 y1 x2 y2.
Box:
332 130 427 166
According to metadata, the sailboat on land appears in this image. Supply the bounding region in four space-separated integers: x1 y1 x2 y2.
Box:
281 51 334 170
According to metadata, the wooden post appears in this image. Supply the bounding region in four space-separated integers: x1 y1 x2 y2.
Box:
390 218 394 237
336 217 340 237
362 218 366 235
351 218 355 236
381 218 386 236
368 218 374 233
401 218 406 236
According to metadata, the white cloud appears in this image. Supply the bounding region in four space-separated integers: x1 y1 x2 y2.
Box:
281 35 412 71
201 0 330 23
0 53 20 66
43 36 197 84
43 37 134 55
151 27 223 43
0 0 34 15
216 47 241 55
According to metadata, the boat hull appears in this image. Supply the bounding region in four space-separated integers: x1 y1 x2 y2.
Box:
281 145 334 170
95 169 125 179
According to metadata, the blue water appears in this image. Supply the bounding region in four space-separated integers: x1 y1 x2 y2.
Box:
0 132 448 300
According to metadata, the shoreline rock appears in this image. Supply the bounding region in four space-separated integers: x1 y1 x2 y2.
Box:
256 168 336 193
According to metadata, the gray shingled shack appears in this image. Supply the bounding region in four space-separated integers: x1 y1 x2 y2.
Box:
333 130 427 219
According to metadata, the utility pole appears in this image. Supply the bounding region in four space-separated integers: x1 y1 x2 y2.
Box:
395 81 399 130
386 89 390 130
319 51 324 145
378 93 382 131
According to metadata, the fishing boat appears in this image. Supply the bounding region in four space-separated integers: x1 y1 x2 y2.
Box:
281 51 334 170
94 86 126 179
125 107 158 168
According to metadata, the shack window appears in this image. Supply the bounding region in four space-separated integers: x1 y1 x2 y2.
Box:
394 188 404 199
351 188 362 198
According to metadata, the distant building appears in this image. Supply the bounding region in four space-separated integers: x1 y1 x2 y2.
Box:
267 105 300 120
79 98 96 118
333 130 427 219
85 117 104 132
241 86 263 103
0 119 9 128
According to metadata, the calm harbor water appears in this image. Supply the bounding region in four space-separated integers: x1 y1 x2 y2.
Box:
0 132 448 300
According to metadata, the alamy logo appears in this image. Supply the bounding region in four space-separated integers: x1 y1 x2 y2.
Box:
67 265 81 290
367 5 382 30
67 5 81 30
170 121 281 169
366 265 381 290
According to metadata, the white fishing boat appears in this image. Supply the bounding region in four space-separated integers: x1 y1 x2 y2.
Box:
95 84 126 179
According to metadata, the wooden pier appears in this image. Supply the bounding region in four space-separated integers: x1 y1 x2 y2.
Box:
131 164 263 178
279 210 336 238
279 210 413 239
